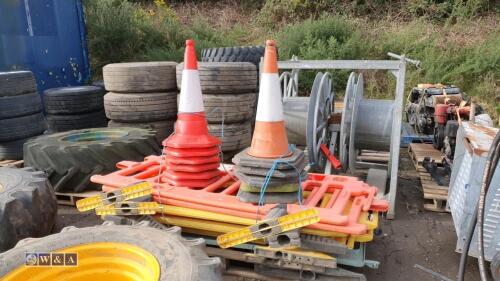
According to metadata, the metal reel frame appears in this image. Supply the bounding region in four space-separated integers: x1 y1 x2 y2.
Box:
306 72 334 172
339 72 357 172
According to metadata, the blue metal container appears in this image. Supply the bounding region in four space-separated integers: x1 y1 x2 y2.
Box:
0 0 90 94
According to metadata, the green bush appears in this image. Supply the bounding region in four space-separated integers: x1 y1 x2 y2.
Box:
84 0 241 77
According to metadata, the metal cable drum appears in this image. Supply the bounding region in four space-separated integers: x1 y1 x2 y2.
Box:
340 72 394 172
282 72 334 172
283 96 309 146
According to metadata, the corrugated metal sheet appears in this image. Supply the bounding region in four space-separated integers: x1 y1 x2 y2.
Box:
0 0 90 93
448 121 500 261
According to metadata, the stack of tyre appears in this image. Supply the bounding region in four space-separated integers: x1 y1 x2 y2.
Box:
176 62 258 158
44 86 107 132
0 71 46 160
103 62 178 142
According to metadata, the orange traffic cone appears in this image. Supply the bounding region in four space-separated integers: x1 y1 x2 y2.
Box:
247 40 291 158
163 39 222 187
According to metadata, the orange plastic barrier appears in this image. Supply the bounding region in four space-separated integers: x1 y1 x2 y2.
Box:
92 157 388 236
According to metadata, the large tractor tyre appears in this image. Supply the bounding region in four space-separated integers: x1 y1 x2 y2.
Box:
0 223 221 281
176 62 258 94
44 86 105 115
0 71 37 96
46 110 107 133
201 93 257 124
104 92 177 122
0 167 57 252
103 62 177 93
108 120 175 143
208 121 252 152
23 128 160 192
0 113 46 142
0 92 42 119
201 46 265 65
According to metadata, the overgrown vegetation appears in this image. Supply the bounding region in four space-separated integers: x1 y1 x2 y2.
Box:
84 0 499 120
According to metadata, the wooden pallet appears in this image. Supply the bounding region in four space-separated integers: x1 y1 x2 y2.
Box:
55 190 101 206
0 159 24 168
408 143 444 169
408 143 450 212
357 150 389 164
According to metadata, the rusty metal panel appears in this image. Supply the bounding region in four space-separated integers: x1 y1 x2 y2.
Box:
0 0 90 94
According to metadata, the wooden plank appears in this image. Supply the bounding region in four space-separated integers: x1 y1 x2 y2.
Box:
423 199 449 213
0 160 24 168
55 190 101 206
408 143 444 169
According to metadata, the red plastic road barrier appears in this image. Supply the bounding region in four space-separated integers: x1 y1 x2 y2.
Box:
92 158 389 235
319 143 341 170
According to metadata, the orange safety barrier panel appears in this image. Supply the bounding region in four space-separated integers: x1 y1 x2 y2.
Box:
92 157 388 236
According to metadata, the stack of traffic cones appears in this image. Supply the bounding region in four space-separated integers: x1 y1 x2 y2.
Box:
232 40 306 204
162 40 222 188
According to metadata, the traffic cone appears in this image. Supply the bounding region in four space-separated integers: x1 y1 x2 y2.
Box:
247 40 291 158
163 39 222 188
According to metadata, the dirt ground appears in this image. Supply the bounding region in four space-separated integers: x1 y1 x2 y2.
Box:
55 152 482 281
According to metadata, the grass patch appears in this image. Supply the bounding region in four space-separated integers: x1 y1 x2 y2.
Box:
84 0 499 121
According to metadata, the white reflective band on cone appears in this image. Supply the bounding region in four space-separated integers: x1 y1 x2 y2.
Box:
178 69 204 113
256 73 283 121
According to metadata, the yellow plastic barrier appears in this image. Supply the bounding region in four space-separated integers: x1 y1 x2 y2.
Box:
217 209 320 249
76 181 153 212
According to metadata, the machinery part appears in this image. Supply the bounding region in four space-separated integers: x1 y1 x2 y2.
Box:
340 72 394 173
108 120 175 143
217 208 320 248
492 251 500 281
0 223 221 281
208 121 252 152
422 157 450 186
300 234 348 255
103 62 177 93
0 92 42 119
24 128 160 192
254 246 337 269
405 84 464 135
76 181 153 212
0 71 37 96
0 138 31 160
339 73 356 171
433 124 445 150
0 112 46 142
254 264 366 281
0 167 57 252
176 62 258 94
95 201 161 216
307 72 334 172
202 46 265 65
43 86 105 114
443 120 459 161
283 96 309 145
46 110 107 132
203 92 257 124
267 230 301 248
104 92 177 122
